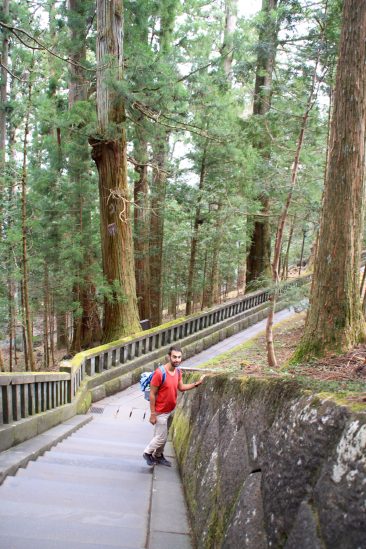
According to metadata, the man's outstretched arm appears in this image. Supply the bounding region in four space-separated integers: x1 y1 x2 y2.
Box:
178 375 205 392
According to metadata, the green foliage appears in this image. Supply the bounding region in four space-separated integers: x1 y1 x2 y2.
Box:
0 0 344 369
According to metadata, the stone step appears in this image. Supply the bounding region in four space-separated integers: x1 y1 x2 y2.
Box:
58 426 151 444
15 459 143 483
0 469 149 548
0 415 92 485
64 422 152 441
12 462 150 489
89 406 148 420
0 534 127 549
52 439 146 459
0 475 151 526
0 514 145 548
16 456 152 482
37 449 150 474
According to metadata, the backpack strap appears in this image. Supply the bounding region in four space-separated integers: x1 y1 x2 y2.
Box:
157 365 180 386
158 364 166 385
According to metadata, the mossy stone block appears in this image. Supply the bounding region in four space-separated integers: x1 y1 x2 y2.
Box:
37 408 64 435
183 344 195 359
91 385 106 402
13 417 38 446
105 378 121 397
202 335 214 350
211 331 220 346
195 340 204 354
0 425 15 452
76 391 92 414
250 313 259 324
60 404 77 422
120 373 133 391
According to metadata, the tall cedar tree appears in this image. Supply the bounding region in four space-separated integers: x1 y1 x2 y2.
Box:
68 0 101 351
246 0 279 284
187 0 238 315
295 0 366 357
149 0 178 327
91 0 140 342
131 1 151 321
0 0 9 371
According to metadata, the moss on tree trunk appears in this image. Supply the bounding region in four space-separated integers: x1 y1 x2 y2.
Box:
92 0 140 342
295 0 366 359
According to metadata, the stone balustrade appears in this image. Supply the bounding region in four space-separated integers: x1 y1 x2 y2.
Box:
0 373 70 425
0 275 310 430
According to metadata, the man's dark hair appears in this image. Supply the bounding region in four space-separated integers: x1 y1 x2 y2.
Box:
169 345 182 355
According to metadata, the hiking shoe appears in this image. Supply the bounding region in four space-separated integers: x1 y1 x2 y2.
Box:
143 452 156 466
155 454 172 467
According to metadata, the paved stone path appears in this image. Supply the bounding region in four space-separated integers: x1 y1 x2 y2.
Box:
0 308 294 548
0 385 191 549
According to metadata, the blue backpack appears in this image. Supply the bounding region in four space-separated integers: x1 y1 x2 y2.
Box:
140 365 181 401
140 365 166 401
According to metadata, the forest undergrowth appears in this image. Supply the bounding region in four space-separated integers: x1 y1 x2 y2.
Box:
202 312 366 403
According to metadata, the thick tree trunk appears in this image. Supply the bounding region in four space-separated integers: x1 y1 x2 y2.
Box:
222 0 238 81
68 0 102 351
298 230 307 276
211 239 221 304
56 313 68 349
43 264 50 370
92 136 141 341
203 206 224 308
237 260 246 295
74 272 102 351
49 294 56 366
7 277 15 372
201 249 209 310
266 33 322 367
149 133 168 326
131 10 151 321
91 0 140 342
246 196 272 284
185 225 199 316
21 70 36 372
134 135 151 320
168 292 177 319
0 0 9 372
0 0 8 173
185 144 207 316
296 0 366 357
246 0 279 284
5 92 17 373
148 0 178 326
20 281 29 371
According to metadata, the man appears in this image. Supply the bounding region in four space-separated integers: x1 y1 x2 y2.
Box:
143 345 204 467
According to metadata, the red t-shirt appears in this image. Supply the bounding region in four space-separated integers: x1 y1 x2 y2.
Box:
151 366 182 414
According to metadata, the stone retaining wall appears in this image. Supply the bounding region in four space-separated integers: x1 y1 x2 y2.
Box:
172 376 366 549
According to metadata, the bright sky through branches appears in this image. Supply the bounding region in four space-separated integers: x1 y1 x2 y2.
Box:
238 0 261 17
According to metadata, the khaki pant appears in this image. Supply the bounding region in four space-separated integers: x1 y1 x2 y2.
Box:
144 412 171 457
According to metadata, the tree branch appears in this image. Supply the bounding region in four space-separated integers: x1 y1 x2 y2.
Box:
0 60 27 82
131 100 223 141
0 21 92 71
